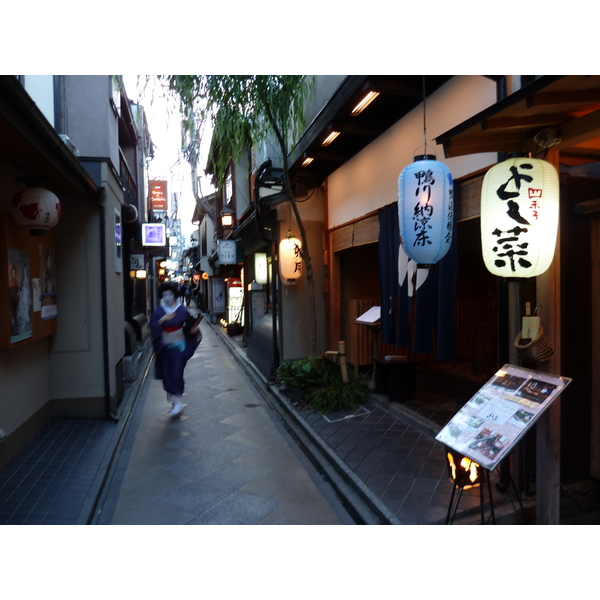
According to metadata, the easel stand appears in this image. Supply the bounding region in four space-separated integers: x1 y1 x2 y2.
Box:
445 470 496 525
445 462 529 525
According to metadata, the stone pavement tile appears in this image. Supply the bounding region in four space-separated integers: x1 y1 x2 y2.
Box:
419 463 447 480
241 468 348 525
187 491 278 525
109 495 199 525
364 471 395 490
386 474 414 492
373 460 404 476
112 463 195 504
164 421 241 451
429 485 454 508
410 477 440 495
420 504 449 525
164 439 251 480
162 462 263 515
396 500 426 524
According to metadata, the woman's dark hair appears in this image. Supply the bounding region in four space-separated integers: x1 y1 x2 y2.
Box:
158 281 180 299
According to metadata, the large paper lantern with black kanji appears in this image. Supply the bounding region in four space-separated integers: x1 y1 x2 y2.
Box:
480 158 559 278
11 188 61 233
279 236 302 286
398 155 454 266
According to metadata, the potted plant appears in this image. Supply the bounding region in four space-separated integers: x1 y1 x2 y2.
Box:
275 356 370 414
305 364 370 414
275 357 321 405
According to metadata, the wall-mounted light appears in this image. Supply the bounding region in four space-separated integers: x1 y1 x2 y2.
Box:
220 205 234 228
322 130 340 146
351 91 380 116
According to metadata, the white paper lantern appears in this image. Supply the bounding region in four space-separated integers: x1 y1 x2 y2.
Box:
279 237 302 285
480 157 559 278
11 187 61 231
255 252 268 285
398 155 454 265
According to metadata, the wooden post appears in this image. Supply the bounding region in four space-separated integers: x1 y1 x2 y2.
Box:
339 340 348 383
590 218 600 477
535 147 562 524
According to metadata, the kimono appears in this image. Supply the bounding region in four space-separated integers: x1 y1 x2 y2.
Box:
149 303 202 396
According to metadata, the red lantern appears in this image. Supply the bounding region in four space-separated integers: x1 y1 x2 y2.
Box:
11 188 61 233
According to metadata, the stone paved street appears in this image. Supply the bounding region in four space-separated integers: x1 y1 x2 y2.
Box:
94 321 354 525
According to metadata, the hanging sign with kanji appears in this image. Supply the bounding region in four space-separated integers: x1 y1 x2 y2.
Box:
480 158 559 278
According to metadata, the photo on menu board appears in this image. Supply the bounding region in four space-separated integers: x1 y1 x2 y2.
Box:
435 364 572 471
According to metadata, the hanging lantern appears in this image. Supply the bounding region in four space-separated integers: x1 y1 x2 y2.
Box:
480 157 559 278
255 252 268 285
11 187 61 234
279 236 302 285
398 155 454 266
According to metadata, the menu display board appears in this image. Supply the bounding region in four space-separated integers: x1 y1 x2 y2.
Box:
435 364 572 471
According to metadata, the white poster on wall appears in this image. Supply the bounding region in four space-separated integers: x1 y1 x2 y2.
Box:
211 277 226 313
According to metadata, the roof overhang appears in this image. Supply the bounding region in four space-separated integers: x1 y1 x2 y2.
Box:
0 76 99 198
435 75 600 162
289 75 453 183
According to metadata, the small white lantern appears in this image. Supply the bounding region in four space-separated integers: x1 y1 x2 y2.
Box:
11 188 61 232
279 236 302 285
398 155 454 266
480 157 559 278
255 252 268 285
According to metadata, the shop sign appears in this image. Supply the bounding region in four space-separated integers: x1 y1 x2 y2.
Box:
218 240 237 265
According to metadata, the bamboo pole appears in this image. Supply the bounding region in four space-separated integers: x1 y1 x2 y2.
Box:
339 341 348 383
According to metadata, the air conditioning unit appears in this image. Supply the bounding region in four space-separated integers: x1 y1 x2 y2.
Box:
59 134 80 156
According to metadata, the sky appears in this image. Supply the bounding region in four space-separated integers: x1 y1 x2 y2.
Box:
123 76 215 241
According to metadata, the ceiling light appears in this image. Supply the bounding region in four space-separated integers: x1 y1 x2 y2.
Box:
351 91 380 115
322 130 340 146
301 156 314 166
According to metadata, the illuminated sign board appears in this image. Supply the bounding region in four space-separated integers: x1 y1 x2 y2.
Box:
149 180 168 211
218 239 237 264
142 223 166 246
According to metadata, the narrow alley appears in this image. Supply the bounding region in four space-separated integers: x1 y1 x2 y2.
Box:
93 319 354 525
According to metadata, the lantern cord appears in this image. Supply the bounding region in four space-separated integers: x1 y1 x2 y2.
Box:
422 75 427 149
414 76 435 158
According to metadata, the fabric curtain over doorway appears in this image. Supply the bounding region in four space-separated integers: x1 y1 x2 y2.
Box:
377 202 457 361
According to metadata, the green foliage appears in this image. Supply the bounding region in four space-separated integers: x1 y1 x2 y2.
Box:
305 367 370 415
275 356 322 391
276 357 370 415
163 75 314 191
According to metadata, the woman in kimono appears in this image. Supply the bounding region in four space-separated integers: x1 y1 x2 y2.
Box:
150 281 202 417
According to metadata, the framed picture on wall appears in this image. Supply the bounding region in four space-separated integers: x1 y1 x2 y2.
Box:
39 245 57 320
8 249 33 343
